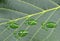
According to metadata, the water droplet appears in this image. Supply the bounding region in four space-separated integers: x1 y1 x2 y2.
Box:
42 22 56 29
18 30 28 37
41 22 56 31
25 18 37 25
7 21 19 29
10 23 18 29
46 22 56 28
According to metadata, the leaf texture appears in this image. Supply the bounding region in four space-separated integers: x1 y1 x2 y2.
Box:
0 0 60 41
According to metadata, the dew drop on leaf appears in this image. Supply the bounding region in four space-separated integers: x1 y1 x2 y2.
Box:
7 21 19 29
41 22 56 31
25 18 37 25
18 30 28 37
9 23 18 29
42 22 56 29
46 22 56 28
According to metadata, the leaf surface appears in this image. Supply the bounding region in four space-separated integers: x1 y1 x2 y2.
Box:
0 0 60 41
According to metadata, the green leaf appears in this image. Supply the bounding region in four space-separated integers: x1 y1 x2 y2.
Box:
0 0 60 41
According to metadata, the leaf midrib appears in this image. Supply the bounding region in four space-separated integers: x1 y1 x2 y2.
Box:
0 6 60 26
